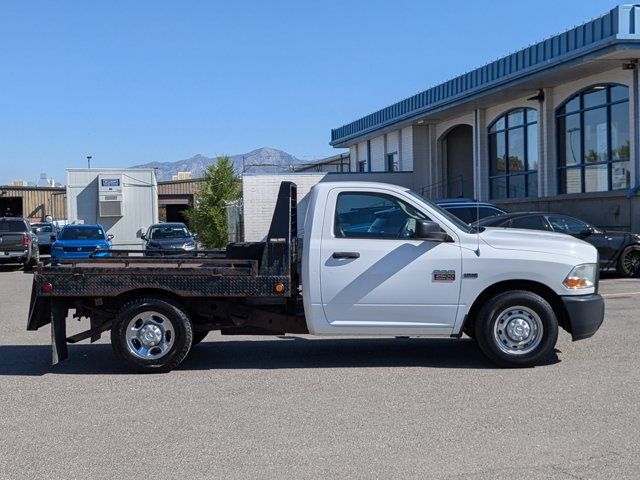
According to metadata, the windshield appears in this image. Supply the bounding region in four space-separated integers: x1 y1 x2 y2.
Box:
59 227 105 240
148 225 190 240
0 220 28 233
406 191 474 233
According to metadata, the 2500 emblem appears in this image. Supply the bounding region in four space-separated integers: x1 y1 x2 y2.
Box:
433 270 456 282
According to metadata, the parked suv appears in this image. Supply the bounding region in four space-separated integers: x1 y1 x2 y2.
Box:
51 224 112 259
0 217 40 270
435 199 507 224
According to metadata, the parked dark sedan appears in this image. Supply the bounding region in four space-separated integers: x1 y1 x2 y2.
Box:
473 212 640 277
142 223 197 256
435 198 507 224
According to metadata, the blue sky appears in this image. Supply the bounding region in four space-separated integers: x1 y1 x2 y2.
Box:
0 0 619 184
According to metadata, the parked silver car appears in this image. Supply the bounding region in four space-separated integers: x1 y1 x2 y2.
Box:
30 222 56 253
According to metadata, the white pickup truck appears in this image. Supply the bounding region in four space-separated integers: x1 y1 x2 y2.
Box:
28 181 604 372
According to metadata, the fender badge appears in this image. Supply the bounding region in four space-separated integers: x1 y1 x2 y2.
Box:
463 273 479 279
433 270 456 282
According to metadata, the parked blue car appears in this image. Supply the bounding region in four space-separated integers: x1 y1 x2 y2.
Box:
51 224 113 259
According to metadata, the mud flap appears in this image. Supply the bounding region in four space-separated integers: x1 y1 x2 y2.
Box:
51 302 68 365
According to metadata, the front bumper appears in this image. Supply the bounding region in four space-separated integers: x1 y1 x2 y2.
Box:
145 248 190 256
561 294 605 341
51 250 110 259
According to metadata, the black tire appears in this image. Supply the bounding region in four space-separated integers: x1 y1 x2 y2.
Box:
111 297 193 373
474 290 558 368
616 245 640 278
23 253 38 271
463 322 476 340
192 330 209 346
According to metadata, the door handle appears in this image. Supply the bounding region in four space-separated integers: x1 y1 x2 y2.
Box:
332 251 360 259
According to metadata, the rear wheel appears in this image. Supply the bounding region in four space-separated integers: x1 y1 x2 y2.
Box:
111 297 193 372
474 290 558 368
617 245 640 278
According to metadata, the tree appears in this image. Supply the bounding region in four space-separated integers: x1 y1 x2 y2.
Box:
185 156 241 248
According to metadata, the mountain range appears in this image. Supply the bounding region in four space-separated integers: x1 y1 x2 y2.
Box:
132 147 304 181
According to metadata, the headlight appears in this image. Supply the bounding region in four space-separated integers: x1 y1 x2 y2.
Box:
183 242 196 250
563 263 597 289
53 246 63 251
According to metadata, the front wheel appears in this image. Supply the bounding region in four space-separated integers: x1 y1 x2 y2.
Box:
474 290 558 368
111 297 193 372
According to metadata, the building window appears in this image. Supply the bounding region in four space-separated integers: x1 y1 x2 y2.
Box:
557 84 630 194
358 160 367 172
387 152 399 172
488 108 538 199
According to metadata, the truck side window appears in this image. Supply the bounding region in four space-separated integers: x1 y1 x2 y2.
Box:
334 192 430 239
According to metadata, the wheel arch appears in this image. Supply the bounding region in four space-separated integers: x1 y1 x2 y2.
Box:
111 288 188 312
463 280 568 337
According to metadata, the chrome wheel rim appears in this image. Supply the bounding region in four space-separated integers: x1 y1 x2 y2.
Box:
623 249 640 275
493 306 543 355
125 311 175 360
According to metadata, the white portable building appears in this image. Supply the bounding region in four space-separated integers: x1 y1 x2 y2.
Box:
66 168 158 248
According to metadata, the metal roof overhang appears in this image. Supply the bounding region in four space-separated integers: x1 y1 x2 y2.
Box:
158 195 192 205
331 41 640 147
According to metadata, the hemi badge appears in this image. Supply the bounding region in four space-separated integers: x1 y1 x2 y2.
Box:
433 270 456 282
463 273 479 279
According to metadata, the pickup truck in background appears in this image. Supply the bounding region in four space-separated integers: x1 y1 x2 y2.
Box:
27 181 604 372
0 217 40 270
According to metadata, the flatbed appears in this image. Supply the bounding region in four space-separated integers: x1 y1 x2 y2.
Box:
28 182 305 369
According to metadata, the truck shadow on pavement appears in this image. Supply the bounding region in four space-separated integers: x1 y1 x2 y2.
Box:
0 337 560 376
0 265 26 274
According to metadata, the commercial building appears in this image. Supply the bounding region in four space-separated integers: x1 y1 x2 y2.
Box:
1 174 203 229
330 4 640 231
171 171 193 181
294 153 351 173
158 178 203 222
66 169 158 248
0 185 66 220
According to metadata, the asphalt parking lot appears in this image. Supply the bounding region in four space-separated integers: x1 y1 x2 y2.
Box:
0 267 638 479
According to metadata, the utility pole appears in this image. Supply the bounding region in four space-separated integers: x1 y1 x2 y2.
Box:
87 155 92 168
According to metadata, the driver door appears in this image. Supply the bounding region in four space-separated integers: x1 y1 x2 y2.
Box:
320 187 462 333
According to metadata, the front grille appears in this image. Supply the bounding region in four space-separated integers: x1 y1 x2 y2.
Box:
63 246 97 252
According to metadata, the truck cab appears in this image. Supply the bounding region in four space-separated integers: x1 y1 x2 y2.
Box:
301 182 602 346
27 181 604 372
